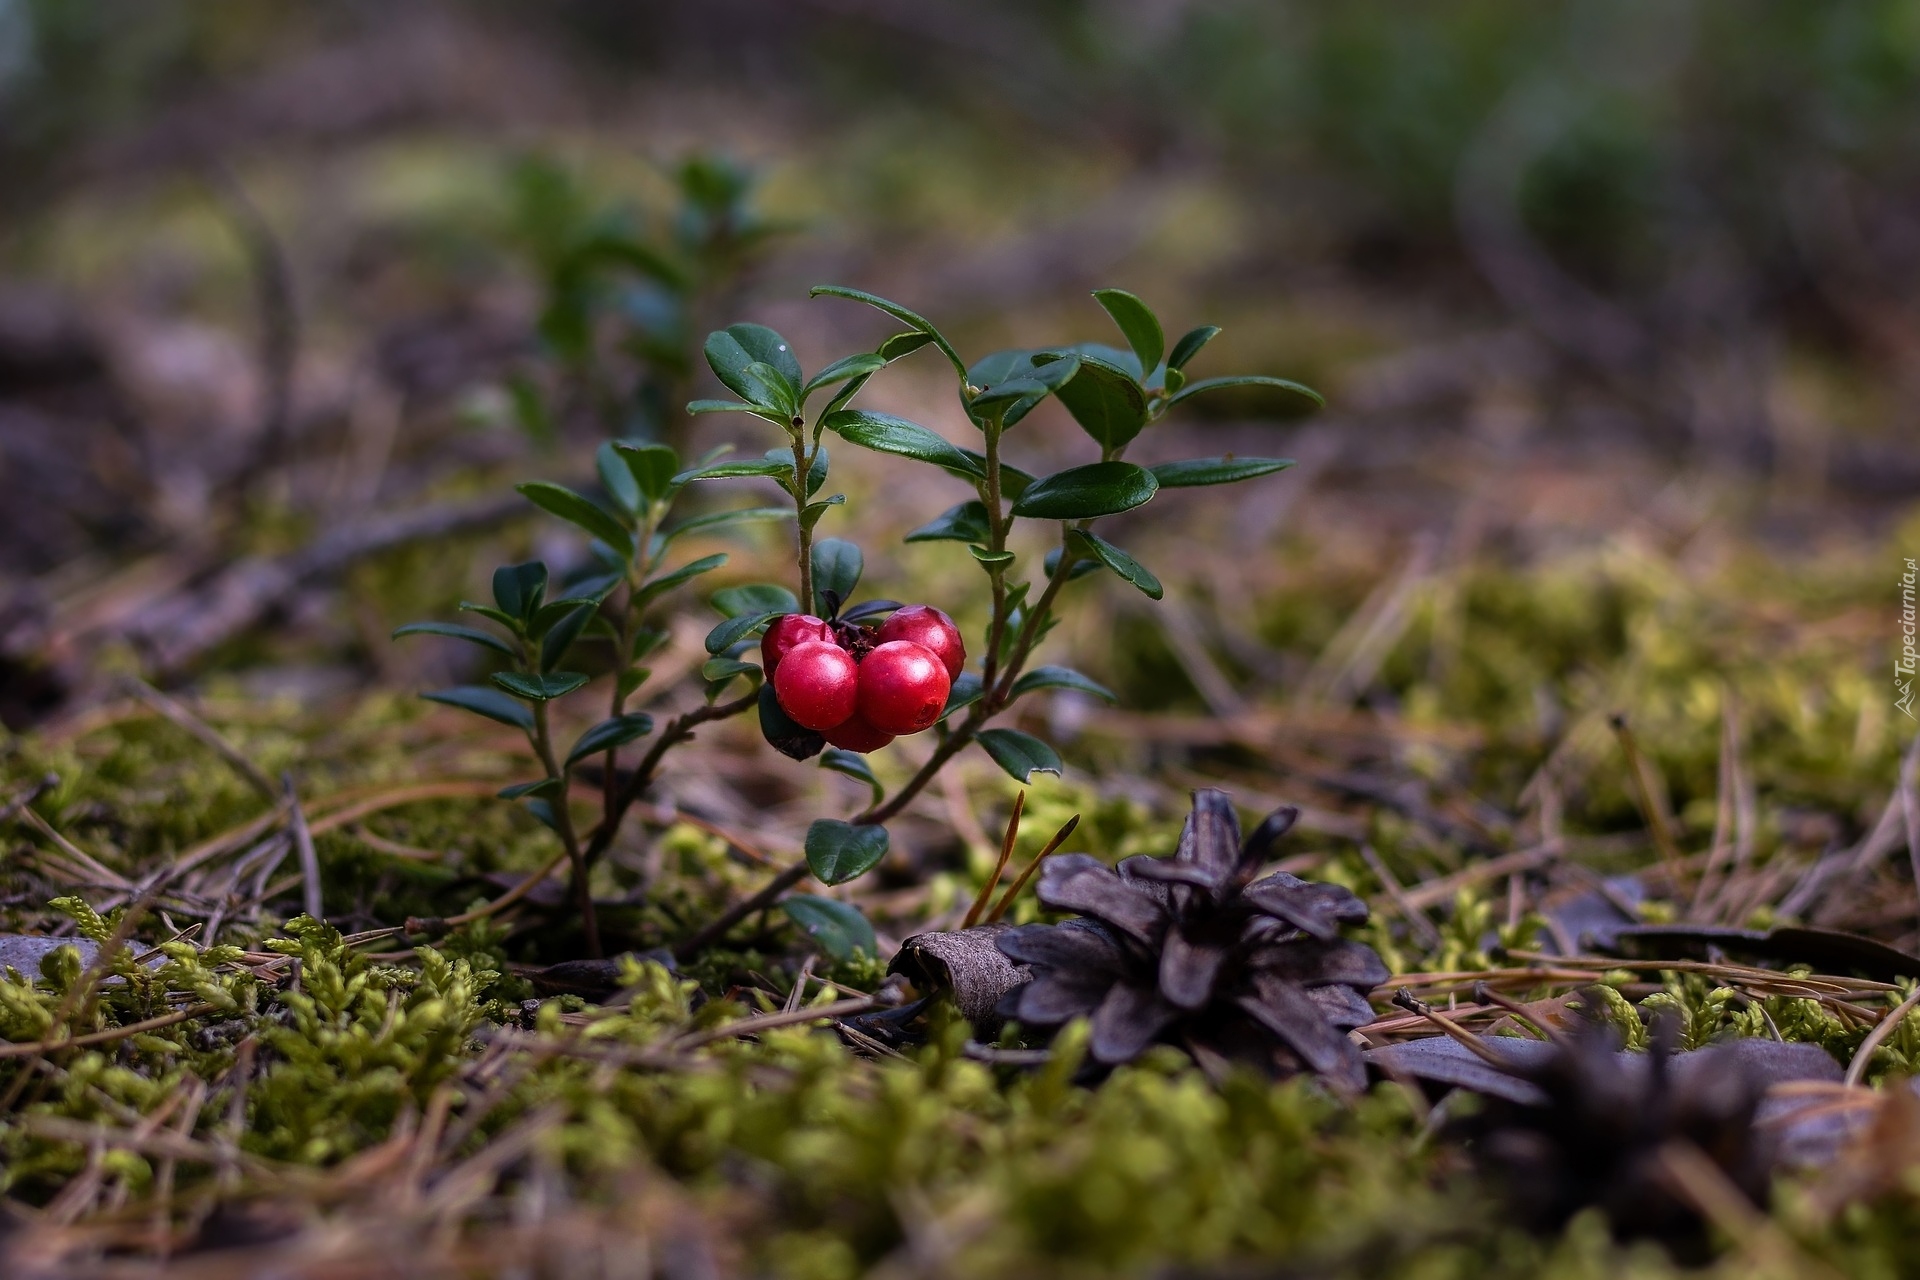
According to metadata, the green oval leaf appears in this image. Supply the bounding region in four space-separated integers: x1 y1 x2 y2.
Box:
517 483 634 561
392 622 515 657
706 610 779 655
781 896 876 961
905 501 992 544
565 713 655 766
802 352 887 401
1010 461 1159 521
976 728 1063 784
492 562 548 621
1044 350 1149 450
821 409 983 478
705 324 801 406
1092 288 1164 376
809 285 967 379
1010 665 1116 702
812 538 863 615
941 671 985 720
613 442 683 503
672 458 792 485
597 441 642 515
804 819 890 886
491 671 590 701
1069 529 1163 600
1167 325 1222 372
1164 374 1323 411
759 681 825 761
538 603 596 672
1150 456 1296 488
820 748 884 808
421 686 534 730
637 553 729 607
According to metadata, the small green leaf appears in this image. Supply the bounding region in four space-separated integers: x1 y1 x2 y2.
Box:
968 546 1015 566
1092 288 1164 376
492 562 548 621
800 494 845 533
491 671 590 701
1165 374 1323 410
804 819 890 886
517 482 635 560
672 458 792 485
422 686 534 730
712 583 799 618
565 713 655 766
905 501 992 544
706 610 778 654
705 324 801 406
539 603 596 671
741 360 799 419
687 398 774 418
1166 324 1221 371
822 410 982 478
392 622 515 657
965 350 1080 428
1070 529 1164 600
614 442 682 503
701 656 760 686
877 330 934 361
525 798 560 832
781 896 876 961
662 506 795 544
942 672 984 719
759 681 824 761
820 748 885 807
1042 349 1150 451
459 602 523 631
1011 665 1116 702
1150 456 1295 487
1042 546 1105 582
637 554 728 606
498 778 561 800
597 441 642 515
812 538 863 615
977 728 1063 783
802 352 886 401
1010 461 1159 521
810 285 966 379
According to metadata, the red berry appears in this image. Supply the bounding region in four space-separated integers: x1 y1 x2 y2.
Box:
761 614 835 675
857 640 952 736
822 710 895 753
877 604 966 681
773 641 858 730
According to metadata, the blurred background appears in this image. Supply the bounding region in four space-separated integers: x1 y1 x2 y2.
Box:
0 0 1916 876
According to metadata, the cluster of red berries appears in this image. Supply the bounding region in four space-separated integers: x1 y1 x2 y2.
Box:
762 604 964 753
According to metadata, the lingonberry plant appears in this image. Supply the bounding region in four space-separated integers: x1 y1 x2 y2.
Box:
394 283 1316 959
680 284 1321 937
393 438 789 956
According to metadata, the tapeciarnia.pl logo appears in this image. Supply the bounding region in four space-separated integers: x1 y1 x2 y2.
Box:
1899 556 1917 720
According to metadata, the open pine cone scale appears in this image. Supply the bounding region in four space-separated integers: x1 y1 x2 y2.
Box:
996 789 1388 1088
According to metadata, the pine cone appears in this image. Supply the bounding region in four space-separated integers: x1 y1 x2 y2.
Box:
994 789 1387 1089
1466 1019 1773 1254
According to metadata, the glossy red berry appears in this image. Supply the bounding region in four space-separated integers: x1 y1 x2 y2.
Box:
773 641 858 730
822 710 895 753
761 614 836 675
877 604 966 681
857 640 952 736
